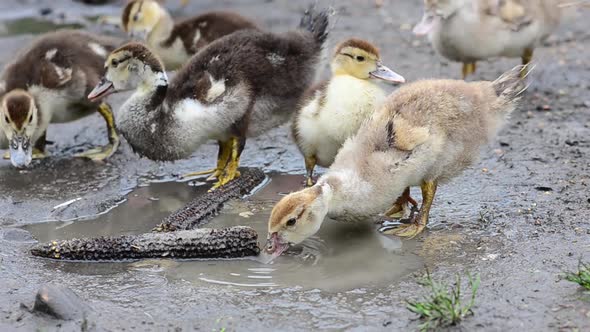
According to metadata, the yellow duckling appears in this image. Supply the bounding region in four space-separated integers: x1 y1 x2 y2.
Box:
292 38 405 186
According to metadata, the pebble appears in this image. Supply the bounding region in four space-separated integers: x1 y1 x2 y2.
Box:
32 284 89 321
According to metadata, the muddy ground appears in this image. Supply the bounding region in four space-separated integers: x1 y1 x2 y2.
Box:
0 0 589 331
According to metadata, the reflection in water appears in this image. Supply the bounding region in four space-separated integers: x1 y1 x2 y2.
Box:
25 174 424 291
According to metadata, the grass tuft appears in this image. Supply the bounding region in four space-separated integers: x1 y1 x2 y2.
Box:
406 270 480 332
563 260 590 290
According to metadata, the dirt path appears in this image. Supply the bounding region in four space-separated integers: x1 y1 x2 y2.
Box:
0 0 589 331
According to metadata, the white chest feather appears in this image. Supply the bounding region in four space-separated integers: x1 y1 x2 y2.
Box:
296 76 386 166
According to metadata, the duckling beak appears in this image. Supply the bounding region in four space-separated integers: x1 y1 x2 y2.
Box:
264 232 290 261
9 134 32 168
413 13 437 36
370 63 405 84
88 77 115 102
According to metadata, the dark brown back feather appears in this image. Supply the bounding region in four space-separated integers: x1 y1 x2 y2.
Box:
162 11 258 54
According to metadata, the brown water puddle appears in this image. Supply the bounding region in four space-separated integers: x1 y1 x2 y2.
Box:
24 174 424 291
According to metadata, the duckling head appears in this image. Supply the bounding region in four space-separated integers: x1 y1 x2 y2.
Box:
88 43 168 102
331 38 405 83
265 184 332 259
414 0 466 36
0 90 38 167
122 0 167 41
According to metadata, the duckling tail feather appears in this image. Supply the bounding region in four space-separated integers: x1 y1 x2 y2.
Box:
299 5 330 48
492 64 532 102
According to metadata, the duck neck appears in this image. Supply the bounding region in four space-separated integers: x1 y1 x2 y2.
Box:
317 170 371 217
148 11 174 45
117 70 190 161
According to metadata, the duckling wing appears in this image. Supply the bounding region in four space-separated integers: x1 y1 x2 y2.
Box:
164 12 258 54
1 30 119 96
169 30 321 104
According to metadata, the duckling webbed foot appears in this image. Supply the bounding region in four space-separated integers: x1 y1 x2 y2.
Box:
183 140 231 180
75 103 120 162
380 180 437 238
384 187 418 219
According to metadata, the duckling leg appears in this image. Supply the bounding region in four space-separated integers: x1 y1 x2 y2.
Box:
384 187 418 219
182 140 231 179
462 62 477 79
520 48 533 78
74 103 120 161
211 136 245 190
381 180 437 238
304 155 317 187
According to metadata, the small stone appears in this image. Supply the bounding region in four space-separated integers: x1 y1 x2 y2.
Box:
239 211 254 218
39 8 52 16
32 284 89 320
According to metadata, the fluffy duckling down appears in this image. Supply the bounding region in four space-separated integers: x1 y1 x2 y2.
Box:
121 0 257 70
0 30 121 168
293 38 405 186
414 0 560 78
266 65 528 258
89 7 329 189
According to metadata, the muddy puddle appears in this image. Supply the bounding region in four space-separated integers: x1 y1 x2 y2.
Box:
24 173 424 291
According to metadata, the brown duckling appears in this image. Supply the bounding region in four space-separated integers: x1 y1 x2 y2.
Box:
121 0 258 69
413 0 560 78
292 38 404 187
88 7 329 189
0 30 121 168
265 66 527 257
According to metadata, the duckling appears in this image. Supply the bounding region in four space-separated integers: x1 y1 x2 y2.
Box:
88 7 329 189
413 0 560 78
0 30 121 168
265 66 527 257
293 38 405 187
121 0 258 70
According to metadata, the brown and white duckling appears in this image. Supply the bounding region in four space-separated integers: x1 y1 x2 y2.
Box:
0 30 121 168
89 7 329 189
121 0 258 70
265 66 527 257
413 0 560 78
293 38 405 187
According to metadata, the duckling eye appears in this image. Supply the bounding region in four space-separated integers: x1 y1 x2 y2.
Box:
133 14 139 22
286 218 297 227
111 59 119 67
356 56 365 62
4 115 8 123
28 113 33 123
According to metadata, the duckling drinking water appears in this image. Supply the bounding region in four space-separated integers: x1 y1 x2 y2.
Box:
0 30 121 168
265 65 527 257
121 0 258 70
89 6 329 189
413 0 560 78
293 38 405 187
